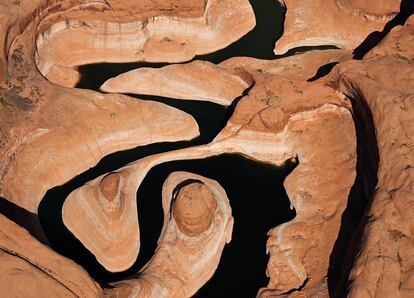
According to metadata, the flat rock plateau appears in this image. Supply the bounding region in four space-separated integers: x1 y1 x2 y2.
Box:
0 0 413 297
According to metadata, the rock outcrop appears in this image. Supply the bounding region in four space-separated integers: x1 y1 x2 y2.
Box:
364 17 414 60
63 171 141 272
337 0 401 19
0 0 211 214
0 214 102 297
1 0 413 297
105 172 233 297
0 86 198 213
35 0 255 87
83 50 356 296
172 182 218 237
328 17 414 297
101 60 254 105
274 0 401 54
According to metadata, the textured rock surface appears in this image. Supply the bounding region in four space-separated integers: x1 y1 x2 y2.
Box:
328 18 414 297
216 58 357 297
0 215 102 297
0 86 198 213
101 60 254 105
87 50 356 296
1 0 414 297
63 171 140 272
274 0 401 54
35 0 255 86
364 20 414 60
0 0 207 213
105 172 233 297
0 0 253 280
172 182 217 237
222 49 352 81
337 0 401 19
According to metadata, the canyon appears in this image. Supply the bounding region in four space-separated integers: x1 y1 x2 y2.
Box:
0 0 413 297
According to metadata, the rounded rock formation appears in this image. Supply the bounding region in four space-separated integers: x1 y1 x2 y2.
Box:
172 182 217 237
98 173 122 213
1 0 414 297
105 172 233 297
273 0 402 55
62 171 140 272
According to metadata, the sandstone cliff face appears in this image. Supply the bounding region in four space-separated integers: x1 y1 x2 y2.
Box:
0 215 102 297
274 0 401 54
0 1 202 213
1 0 413 297
218 55 357 297
34 0 255 86
328 17 414 297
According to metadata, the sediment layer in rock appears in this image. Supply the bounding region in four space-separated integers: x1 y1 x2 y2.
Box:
337 0 401 19
105 172 233 297
274 0 400 54
328 18 414 296
101 60 254 105
34 0 255 86
93 50 357 296
364 19 414 60
1 0 413 296
63 171 140 272
0 88 198 213
0 215 102 297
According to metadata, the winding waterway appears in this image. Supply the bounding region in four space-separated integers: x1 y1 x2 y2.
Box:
37 0 338 296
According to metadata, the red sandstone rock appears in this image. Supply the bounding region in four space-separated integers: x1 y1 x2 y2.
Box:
0 87 198 213
328 21 414 296
89 50 357 296
274 0 401 54
1 0 413 297
0 215 102 297
33 0 255 86
63 171 141 272
364 19 414 60
105 172 233 297
101 60 254 105
337 0 401 19
173 182 217 237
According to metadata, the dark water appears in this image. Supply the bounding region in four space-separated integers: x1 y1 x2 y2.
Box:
76 0 337 90
37 0 313 295
39 153 296 289
38 97 229 285
76 0 285 90
138 155 296 296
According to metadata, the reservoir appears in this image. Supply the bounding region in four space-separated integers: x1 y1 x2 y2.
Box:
37 0 312 296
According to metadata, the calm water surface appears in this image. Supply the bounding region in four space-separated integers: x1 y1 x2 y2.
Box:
37 0 337 296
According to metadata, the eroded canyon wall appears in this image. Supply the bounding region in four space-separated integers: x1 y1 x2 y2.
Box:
0 0 413 297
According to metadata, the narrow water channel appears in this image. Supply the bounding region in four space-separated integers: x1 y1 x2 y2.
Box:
75 0 337 90
40 154 296 294
138 155 296 297
38 97 229 284
38 0 305 295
